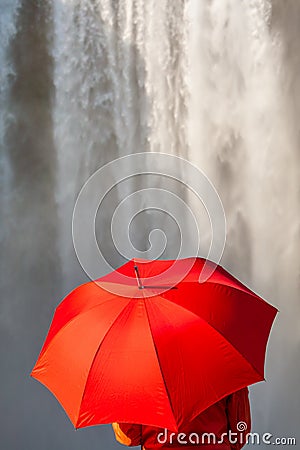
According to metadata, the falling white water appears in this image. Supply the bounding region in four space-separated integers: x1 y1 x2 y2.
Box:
1 1 299 449
52 0 193 287
0 0 20 245
0 0 20 138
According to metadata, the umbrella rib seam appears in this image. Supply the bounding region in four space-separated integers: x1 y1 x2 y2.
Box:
180 279 261 300
75 299 134 426
200 318 265 380
159 288 276 379
143 300 177 428
147 294 264 381
38 296 128 359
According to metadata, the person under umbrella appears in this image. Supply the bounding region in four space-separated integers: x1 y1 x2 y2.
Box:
113 387 250 449
31 258 276 438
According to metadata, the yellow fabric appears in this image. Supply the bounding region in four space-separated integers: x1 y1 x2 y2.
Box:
112 422 132 446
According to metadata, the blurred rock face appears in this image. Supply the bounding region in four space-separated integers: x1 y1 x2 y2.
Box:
0 1 299 449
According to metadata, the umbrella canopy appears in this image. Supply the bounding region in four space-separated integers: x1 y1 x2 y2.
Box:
31 257 277 431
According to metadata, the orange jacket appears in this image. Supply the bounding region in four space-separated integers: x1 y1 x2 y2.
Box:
112 388 250 450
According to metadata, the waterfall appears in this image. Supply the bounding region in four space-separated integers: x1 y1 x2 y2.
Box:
1 0 299 448
0 0 20 247
51 0 192 288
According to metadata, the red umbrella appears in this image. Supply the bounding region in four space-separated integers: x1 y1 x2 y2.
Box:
31 257 277 431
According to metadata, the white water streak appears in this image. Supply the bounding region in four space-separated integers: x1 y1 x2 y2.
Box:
0 0 21 247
